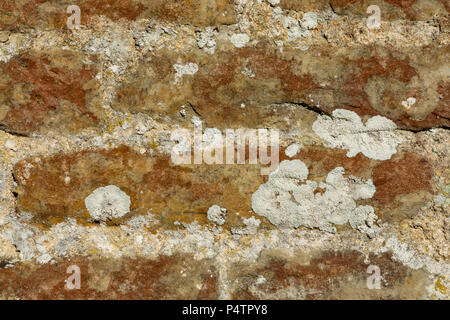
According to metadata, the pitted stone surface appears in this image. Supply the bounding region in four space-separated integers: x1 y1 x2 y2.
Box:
0 0 448 300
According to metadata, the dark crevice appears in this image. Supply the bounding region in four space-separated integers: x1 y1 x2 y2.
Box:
0 125 29 138
285 101 331 116
398 125 450 133
11 171 19 200
132 35 142 51
187 101 202 118
12 243 20 253
0 260 10 268
329 2 337 15
276 102 449 133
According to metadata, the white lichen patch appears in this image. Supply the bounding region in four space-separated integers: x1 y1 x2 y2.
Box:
401 97 417 110
173 62 199 84
272 6 283 22
300 12 318 30
285 143 301 157
251 160 379 237
312 109 402 160
196 27 217 54
232 216 261 235
282 16 311 41
0 41 23 63
381 236 425 270
230 33 250 48
207 205 227 225
84 185 131 222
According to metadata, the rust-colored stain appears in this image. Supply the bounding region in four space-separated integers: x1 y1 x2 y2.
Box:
115 45 321 129
373 152 433 204
15 142 421 229
149 0 236 26
352 51 417 85
13 146 266 229
229 250 425 299
0 50 98 134
0 0 236 30
285 145 378 179
436 81 450 120
80 0 146 22
190 46 320 128
279 0 331 11
0 0 45 29
329 0 449 20
0 0 17 11
114 44 448 131
0 255 218 299
1 0 145 29
340 49 417 116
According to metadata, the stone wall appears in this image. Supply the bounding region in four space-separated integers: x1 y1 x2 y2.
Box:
0 0 448 299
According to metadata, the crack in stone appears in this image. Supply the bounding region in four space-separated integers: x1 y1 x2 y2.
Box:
398 126 450 133
0 126 30 138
